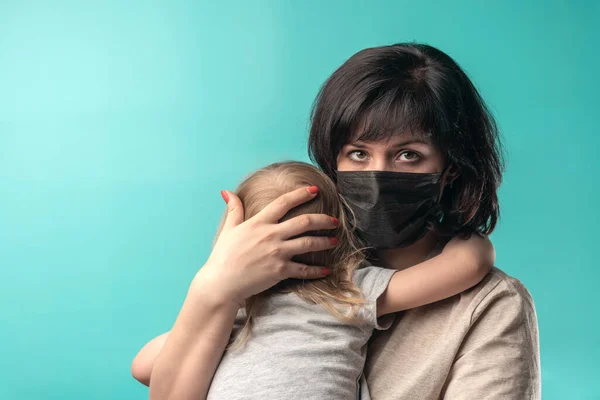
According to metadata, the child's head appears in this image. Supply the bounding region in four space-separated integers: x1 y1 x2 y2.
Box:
226 161 366 349
234 161 362 270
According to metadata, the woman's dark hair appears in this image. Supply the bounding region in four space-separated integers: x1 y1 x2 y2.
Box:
308 42 505 236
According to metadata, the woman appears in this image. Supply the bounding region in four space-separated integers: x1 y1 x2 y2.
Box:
132 43 540 399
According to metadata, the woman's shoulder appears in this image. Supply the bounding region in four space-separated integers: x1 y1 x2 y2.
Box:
442 267 537 325
391 266 536 328
366 268 540 399
470 267 534 304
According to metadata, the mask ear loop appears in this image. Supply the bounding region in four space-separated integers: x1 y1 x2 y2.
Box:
437 164 454 203
433 164 456 230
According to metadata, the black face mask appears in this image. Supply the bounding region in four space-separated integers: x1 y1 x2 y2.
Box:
336 170 444 250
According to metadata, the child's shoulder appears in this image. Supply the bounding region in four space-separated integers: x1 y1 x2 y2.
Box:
353 264 397 300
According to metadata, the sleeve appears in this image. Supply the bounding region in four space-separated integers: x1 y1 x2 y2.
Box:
353 266 397 330
441 279 541 399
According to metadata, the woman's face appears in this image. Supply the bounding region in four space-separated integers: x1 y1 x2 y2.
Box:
336 131 446 174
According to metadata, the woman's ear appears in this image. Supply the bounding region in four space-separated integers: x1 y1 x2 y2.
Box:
442 165 459 188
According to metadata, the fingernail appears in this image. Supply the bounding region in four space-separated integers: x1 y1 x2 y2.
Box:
331 217 339 226
221 190 229 204
307 186 319 195
322 268 332 275
330 237 339 245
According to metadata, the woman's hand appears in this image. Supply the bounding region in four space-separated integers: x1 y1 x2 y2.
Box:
194 185 339 306
135 186 339 394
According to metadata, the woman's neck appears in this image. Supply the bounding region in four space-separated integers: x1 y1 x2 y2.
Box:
375 231 440 271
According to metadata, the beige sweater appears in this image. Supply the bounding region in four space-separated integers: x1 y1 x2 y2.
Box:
364 267 541 399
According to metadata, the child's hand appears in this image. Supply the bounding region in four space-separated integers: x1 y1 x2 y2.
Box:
444 234 495 275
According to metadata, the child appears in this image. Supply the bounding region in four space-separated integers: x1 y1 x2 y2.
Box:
206 161 493 400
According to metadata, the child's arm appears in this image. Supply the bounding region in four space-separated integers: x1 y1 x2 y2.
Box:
132 332 170 386
377 235 495 317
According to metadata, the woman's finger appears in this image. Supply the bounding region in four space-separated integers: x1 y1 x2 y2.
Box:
284 261 331 280
254 186 319 223
276 213 339 239
281 235 338 257
221 190 245 231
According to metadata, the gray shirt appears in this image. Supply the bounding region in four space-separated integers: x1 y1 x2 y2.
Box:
206 266 397 400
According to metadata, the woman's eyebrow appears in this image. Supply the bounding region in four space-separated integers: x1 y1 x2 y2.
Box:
388 139 431 148
346 142 369 148
347 139 430 148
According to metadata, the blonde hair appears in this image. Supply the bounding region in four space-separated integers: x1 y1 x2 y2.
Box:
221 161 367 349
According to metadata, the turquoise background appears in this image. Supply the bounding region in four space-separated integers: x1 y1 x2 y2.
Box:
1 1 598 399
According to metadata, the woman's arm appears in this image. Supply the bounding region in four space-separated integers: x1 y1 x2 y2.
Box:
148 281 239 400
145 187 338 400
377 235 495 316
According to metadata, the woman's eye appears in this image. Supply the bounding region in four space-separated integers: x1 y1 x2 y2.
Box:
348 150 368 162
398 151 420 162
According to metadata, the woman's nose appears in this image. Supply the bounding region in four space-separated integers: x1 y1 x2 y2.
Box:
370 156 395 172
